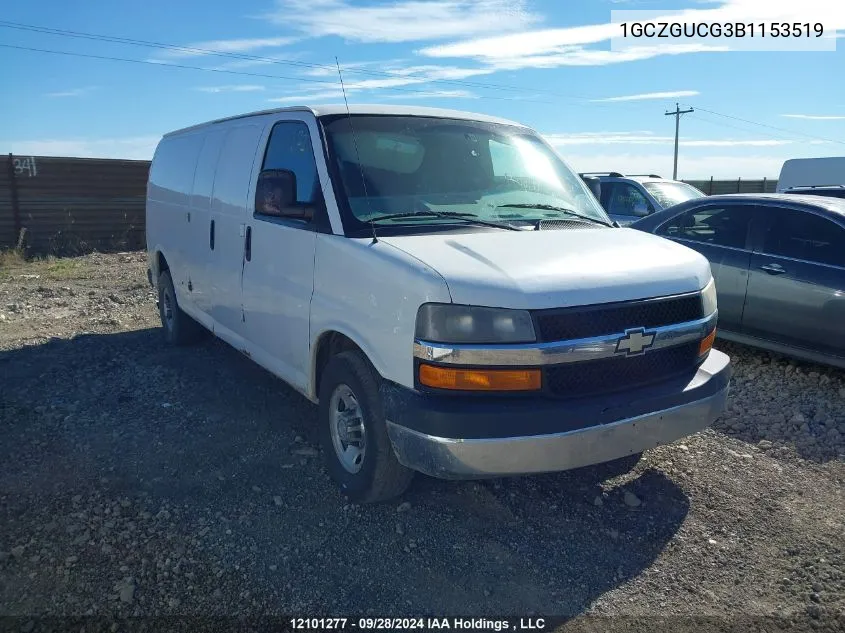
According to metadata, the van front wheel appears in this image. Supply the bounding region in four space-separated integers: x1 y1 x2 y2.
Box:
318 351 414 503
157 270 205 346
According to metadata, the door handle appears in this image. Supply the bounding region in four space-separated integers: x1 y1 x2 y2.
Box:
244 226 252 262
760 263 786 275
209 220 215 250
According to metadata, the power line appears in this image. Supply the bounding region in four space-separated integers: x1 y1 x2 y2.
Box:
0 43 553 104
686 104 845 146
687 113 798 144
0 20 593 101
0 20 687 115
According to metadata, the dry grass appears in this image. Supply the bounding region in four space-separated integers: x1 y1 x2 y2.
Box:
0 249 82 281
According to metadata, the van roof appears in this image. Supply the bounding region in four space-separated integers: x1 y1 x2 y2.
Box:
163 104 531 138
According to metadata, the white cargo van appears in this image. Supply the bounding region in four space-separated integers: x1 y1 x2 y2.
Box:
777 156 845 192
146 105 730 503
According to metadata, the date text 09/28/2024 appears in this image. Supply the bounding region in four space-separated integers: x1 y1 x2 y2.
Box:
290 617 548 631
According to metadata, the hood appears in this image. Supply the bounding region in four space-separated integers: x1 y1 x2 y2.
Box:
380 227 712 310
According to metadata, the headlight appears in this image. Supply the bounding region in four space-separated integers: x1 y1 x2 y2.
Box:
701 277 717 316
415 304 536 344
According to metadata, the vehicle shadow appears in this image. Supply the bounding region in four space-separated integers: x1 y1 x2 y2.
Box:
0 328 689 617
711 341 844 463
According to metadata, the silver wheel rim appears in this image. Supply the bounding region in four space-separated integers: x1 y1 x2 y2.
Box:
329 384 367 474
162 286 175 332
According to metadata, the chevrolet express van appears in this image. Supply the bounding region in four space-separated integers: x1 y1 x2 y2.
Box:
146 105 731 503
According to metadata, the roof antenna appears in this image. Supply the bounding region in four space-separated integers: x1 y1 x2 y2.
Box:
335 56 377 244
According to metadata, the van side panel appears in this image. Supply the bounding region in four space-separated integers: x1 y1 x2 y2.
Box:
206 123 265 340
310 236 452 395
146 133 205 302
187 128 227 320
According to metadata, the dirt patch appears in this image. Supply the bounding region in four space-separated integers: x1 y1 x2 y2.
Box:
0 252 842 630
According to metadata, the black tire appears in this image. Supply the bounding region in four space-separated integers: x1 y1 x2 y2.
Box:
318 350 414 503
157 270 206 346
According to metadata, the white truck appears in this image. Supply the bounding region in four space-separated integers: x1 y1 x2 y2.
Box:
777 156 845 192
145 105 730 503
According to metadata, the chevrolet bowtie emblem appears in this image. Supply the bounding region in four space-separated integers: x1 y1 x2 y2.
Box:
616 328 655 356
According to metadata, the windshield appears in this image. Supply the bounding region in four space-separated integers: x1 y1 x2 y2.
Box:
320 115 610 233
643 181 706 208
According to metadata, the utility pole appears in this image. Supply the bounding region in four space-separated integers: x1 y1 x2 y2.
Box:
665 102 694 180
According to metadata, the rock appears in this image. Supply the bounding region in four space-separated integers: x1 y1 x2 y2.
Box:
677 444 689 452
593 496 603 507
396 523 404 536
65 555 79 564
791 412 806 424
397 501 412 513
810 592 821 603
293 447 318 457
273 496 283 507
608 529 619 541
0 551 9 562
269 564 278 571
251 486 261 493
623 491 641 508
757 440 774 450
119 581 136 604
11 545 25 558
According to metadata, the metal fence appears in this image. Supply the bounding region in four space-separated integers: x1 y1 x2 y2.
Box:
682 178 778 195
0 154 783 255
1 154 149 255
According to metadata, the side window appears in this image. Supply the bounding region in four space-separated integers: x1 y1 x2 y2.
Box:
606 182 650 216
760 207 845 267
658 205 753 249
261 121 320 206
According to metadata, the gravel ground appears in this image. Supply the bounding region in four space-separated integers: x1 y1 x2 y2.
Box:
0 252 843 631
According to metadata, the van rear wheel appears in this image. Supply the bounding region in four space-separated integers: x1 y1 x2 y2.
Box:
157 270 205 346
318 351 414 504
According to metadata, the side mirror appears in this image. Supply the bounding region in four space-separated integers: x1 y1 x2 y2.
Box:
255 169 313 221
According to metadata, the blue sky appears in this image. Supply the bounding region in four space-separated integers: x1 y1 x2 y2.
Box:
1 0 843 178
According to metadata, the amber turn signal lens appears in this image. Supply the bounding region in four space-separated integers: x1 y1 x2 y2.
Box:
419 364 541 391
699 328 716 356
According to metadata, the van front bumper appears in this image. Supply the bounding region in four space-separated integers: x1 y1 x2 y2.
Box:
382 349 730 479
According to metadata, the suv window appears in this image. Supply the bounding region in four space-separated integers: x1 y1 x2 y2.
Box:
759 207 845 267
604 182 650 216
261 121 320 207
658 205 753 249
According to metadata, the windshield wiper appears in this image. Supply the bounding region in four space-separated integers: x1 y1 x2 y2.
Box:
495 203 613 228
371 211 521 231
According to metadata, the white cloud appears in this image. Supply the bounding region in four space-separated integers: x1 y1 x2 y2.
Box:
156 36 298 59
593 90 700 102
196 84 266 93
266 62 495 103
268 90 346 104
383 89 477 100
543 131 790 147
419 0 845 68
561 152 786 180
264 0 540 43
3 137 161 161
782 114 845 121
46 87 96 98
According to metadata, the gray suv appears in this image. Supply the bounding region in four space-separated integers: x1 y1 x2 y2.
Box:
579 172 706 226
